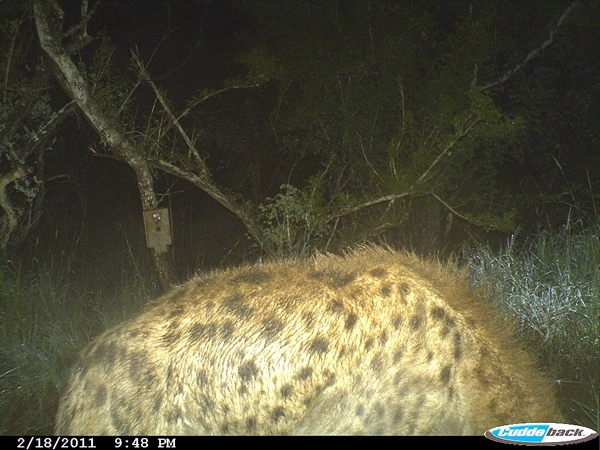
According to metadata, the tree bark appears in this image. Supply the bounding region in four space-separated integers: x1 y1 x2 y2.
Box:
33 0 175 290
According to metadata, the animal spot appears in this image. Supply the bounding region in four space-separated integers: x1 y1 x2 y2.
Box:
370 267 387 278
295 367 313 381
399 283 411 296
430 307 445 321
93 386 107 407
280 384 293 399
380 284 393 297
223 294 254 319
440 365 452 384
356 404 365 416
409 314 423 331
188 323 207 343
345 313 358 330
262 318 283 341
166 305 186 320
328 299 345 313
232 270 271 285
379 331 388 345
310 269 356 287
309 337 329 354
392 405 404 424
453 332 463 360
270 407 286 423
238 360 259 383
393 349 403 364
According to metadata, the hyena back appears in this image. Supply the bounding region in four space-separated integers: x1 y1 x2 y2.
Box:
55 247 563 435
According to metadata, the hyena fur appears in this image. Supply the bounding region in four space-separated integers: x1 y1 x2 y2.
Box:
55 246 563 435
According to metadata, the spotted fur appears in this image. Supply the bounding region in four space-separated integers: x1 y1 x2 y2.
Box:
55 247 563 435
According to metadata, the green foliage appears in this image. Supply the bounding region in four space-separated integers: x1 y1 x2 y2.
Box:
225 0 596 254
0 9 57 253
78 33 136 129
257 183 329 256
234 46 282 83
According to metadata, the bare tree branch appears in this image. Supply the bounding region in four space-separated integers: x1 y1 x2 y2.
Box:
482 1 580 90
428 192 501 230
33 0 272 262
131 49 209 174
149 158 267 249
326 191 415 222
62 0 100 52
415 114 482 184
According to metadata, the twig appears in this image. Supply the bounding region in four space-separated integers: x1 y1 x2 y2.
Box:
131 50 209 174
482 1 579 90
416 115 481 184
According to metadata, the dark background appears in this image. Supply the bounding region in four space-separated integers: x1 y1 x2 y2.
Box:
3 0 598 284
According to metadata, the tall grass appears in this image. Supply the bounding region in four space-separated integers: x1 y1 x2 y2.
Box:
0 256 156 435
465 221 600 430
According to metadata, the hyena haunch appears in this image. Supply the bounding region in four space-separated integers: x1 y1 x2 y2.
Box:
55 247 563 435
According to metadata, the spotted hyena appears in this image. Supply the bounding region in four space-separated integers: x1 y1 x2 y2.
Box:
55 247 563 435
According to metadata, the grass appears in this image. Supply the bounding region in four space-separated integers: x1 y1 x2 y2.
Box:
0 222 598 434
464 221 600 431
0 255 156 435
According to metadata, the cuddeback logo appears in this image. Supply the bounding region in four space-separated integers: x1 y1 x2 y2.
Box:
485 423 598 446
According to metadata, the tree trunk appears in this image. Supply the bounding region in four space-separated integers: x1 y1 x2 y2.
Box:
33 0 175 290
